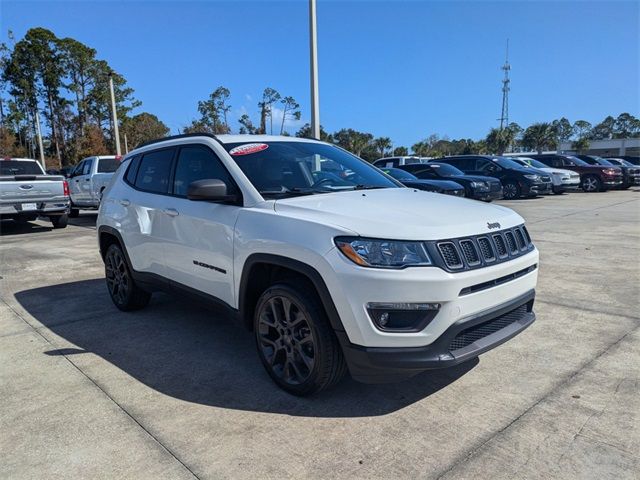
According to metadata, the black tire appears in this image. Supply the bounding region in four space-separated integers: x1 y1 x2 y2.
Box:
50 214 68 229
104 243 151 311
581 175 602 193
69 208 80 218
502 181 521 200
254 283 347 396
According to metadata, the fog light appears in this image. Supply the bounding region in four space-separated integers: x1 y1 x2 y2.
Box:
366 302 440 332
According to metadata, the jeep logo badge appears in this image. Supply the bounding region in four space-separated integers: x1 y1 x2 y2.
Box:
487 222 501 230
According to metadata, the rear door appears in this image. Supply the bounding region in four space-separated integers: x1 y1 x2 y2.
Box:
161 143 241 305
120 148 176 277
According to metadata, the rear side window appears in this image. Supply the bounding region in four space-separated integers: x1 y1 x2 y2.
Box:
98 158 121 173
124 155 141 185
173 145 237 197
134 148 175 194
444 157 475 171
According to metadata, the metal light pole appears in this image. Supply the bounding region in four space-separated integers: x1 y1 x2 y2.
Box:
34 110 45 170
309 0 320 139
108 71 121 156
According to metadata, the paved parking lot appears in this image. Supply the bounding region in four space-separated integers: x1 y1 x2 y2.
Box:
1 189 639 479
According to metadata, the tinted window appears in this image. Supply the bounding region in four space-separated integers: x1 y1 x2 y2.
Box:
97 157 121 173
173 145 236 196
124 155 141 185
134 148 175 194
429 162 464 176
0 160 44 175
441 157 476 171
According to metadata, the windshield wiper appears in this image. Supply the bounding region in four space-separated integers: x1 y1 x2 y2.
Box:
260 187 316 198
351 184 388 190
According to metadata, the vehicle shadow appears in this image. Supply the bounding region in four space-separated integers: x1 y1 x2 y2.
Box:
14 279 478 418
0 219 53 236
69 212 98 228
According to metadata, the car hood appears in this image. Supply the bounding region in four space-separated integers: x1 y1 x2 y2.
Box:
535 167 578 176
403 179 463 189
447 175 500 184
273 188 523 240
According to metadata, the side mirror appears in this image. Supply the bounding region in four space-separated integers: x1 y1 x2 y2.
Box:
187 178 237 202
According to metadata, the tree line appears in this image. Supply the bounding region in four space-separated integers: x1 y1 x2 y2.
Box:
1 28 638 167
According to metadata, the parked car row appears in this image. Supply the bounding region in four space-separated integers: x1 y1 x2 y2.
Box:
373 153 639 199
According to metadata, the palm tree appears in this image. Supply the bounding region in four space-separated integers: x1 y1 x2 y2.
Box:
522 123 557 153
373 137 392 158
485 128 514 155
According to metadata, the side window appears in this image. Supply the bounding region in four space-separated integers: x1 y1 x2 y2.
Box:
72 161 84 177
134 148 175 194
173 145 237 197
82 159 92 175
124 155 141 185
476 158 498 172
447 158 474 171
562 158 575 167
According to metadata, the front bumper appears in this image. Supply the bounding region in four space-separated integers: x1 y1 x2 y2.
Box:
523 182 553 196
471 189 503 201
338 289 536 383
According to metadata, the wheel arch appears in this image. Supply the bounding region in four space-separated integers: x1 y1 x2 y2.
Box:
238 253 345 333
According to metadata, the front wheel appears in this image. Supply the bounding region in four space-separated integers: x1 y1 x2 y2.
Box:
254 283 346 396
581 175 602 193
104 243 151 311
502 181 521 200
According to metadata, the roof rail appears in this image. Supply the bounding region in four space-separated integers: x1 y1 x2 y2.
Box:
136 132 220 150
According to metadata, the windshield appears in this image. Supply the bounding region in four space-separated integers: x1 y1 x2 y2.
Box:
0 160 44 176
516 158 549 169
97 157 120 173
381 168 418 181
429 162 465 176
590 156 615 166
223 141 399 197
494 157 528 169
566 156 589 166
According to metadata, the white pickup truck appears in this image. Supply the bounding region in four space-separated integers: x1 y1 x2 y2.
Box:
0 158 70 228
68 155 121 217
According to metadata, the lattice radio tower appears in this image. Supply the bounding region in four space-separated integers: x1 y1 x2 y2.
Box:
499 39 510 131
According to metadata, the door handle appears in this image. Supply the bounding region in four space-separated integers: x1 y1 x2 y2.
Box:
85 178 90 181
75 180 80 182
120 199 130 206
162 208 179 217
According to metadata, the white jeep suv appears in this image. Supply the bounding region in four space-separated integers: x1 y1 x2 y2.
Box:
97 134 538 395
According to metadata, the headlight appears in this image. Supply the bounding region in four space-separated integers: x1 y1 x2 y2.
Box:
470 181 489 189
524 174 541 181
335 237 432 268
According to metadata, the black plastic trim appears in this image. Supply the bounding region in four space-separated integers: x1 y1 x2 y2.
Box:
338 289 535 383
238 253 346 333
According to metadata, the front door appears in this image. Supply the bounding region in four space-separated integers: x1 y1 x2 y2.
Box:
161 143 241 306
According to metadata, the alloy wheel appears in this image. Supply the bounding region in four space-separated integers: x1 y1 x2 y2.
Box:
105 248 130 305
503 183 518 199
257 295 315 385
583 177 598 192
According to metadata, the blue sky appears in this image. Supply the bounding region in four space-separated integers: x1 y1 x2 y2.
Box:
2 0 639 147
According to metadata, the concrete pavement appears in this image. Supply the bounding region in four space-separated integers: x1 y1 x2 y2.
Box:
1 190 638 479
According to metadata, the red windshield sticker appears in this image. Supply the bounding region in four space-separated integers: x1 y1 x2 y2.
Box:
229 143 269 156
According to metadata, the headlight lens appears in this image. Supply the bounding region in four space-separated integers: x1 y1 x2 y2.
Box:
335 237 432 268
470 181 489 189
524 174 541 181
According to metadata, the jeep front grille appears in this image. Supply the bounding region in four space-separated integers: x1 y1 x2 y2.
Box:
432 225 534 272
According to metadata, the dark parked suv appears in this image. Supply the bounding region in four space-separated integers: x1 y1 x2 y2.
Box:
399 162 503 201
526 154 623 192
576 155 640 189
435 155 552 199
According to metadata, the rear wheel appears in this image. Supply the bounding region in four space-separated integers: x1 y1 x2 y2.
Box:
104 243 151 311
502 181 521 200
254 283 346 396
581 175 602 193
50 214 68 229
